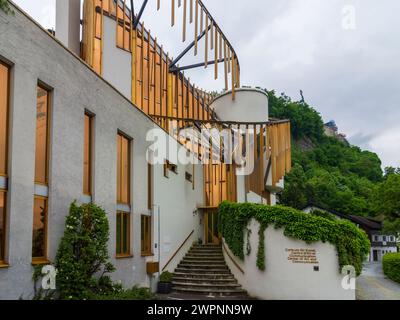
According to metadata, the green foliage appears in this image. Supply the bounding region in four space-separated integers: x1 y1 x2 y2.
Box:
310 209 336 221
382 253 400 284
87 284 155 300
0 0 13 14
219 202 370 276
55 202 115 300
159 271 173 283
266 90 384 216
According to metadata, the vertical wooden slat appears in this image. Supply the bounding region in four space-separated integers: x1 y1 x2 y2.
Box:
183 0 187 42
171 0 175 26
131 11 137 104
224 40 228 90
259 125 264 192
194 0 199 56
219 31 223 60
214 28 218 79
100 0 104 75
200 7 204 32
153 38 157 115
160 45 164 117
157 0 161 10
190 0 193 23
141 23 145 110
204 14 209 68
210 20 214 50
231 54 236 100
147 29 151 114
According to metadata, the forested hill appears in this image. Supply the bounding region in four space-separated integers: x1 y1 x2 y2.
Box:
267 90 399 231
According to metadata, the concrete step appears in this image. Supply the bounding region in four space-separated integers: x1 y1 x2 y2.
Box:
172 286 247 297
178 263 228 270
172 281 241 290
181 259 226 265
184 256 225 261
175 267 231 274
173 272 235 280
172 277 238 285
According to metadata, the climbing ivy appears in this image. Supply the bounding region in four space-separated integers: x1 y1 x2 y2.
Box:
219 202 370 275
0 0 13 14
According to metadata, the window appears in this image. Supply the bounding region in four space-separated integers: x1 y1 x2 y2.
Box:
116 211 130 256
32 197 47 260
141 215 152 256
0 192 6 263
83 113 93 196
33 85 51 262
116 133 131 257
0 61 9 264
383 236 386 242
164 160 178 178
35 86 50 185
0 61 9 176
148 163 153 210
117 133 131 205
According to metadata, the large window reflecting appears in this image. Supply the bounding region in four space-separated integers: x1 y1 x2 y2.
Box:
32 197 47 260
0 192 6 263
0 62 9 176
83 113 93 195
35 86 50 185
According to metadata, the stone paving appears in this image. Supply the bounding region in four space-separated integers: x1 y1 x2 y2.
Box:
357 262 400 300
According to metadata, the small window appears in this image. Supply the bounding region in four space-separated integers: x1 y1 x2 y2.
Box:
32 197 48 261
383 236 386 242
141 215 152 256
164 160 178 178
83 113 94 196
185 172 193 183
116 211 130 257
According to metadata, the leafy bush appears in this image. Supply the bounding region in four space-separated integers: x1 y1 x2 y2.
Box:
382 253 400 284
55 202 115 300
159 271 173 283
219 202 370 275
88 286 155 300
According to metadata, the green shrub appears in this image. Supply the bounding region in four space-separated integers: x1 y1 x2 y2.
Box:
55 202 115 300
159 271 173 283
219 202 370 275
88 286 155 300
382 253 400 283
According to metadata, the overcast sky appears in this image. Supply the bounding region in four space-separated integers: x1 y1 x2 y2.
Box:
12 0 400 169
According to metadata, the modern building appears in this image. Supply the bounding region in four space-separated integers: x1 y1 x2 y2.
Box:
0 0 292 299
303 204 398 262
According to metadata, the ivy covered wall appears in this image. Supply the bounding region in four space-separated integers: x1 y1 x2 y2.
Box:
218 202 370 275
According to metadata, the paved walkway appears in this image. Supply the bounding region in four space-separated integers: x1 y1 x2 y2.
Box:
357 262 400 300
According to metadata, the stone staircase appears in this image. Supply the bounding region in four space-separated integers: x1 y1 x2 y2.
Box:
172 244 248 297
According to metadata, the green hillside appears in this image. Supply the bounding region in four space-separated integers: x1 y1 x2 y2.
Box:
266 90 400 234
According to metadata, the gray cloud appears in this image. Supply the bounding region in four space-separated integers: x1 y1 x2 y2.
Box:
13 0 400 168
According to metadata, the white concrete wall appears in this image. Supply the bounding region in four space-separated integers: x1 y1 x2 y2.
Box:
0 5 202 299
56 0 81 56
102 17 132 99
223 219 355 300
211 88 269 123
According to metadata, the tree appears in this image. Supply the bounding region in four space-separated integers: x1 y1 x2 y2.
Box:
55 202 115 300
0 0 13 14
280 164 308 209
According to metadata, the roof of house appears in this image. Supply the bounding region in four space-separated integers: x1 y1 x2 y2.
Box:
302 203 382 231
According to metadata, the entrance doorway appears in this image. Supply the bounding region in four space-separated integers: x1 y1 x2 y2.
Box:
204 210 220 245
373 250 378 262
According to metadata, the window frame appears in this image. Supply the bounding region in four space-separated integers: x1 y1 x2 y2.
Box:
0 60 10 178
116 211 131 258
34 84 52 186
141 215 153 256
31 195 49 264
0 190 7 265
117 132 131 206
83 112 94 196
